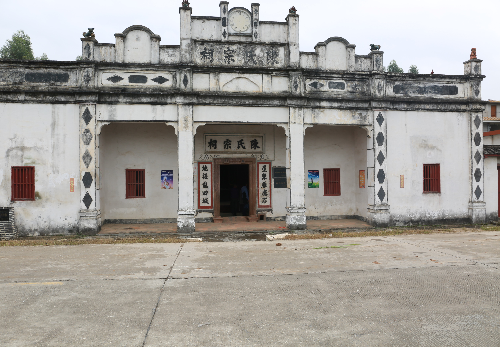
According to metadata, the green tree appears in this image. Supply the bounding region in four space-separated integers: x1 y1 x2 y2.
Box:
0 30 48 60
387 60 404 73
408 65 419 74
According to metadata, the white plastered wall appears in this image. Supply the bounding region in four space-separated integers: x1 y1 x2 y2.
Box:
304 125 367 217
484 157 498 220
194 123 287 219
387 111 470 224
0 103 80 234
99 123 178 220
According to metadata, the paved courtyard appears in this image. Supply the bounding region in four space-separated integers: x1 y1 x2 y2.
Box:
1 230 499 346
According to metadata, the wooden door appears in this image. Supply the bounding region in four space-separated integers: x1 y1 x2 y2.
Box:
213 158 256 218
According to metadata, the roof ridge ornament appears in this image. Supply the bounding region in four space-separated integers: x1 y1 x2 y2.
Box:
289 6 297 14
182 0 190 8
470 48 477 60
83 28 95 39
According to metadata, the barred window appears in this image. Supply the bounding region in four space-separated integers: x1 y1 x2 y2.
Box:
126 169 145 198
11 166 35 201
423 164 440 193
324 168 341 196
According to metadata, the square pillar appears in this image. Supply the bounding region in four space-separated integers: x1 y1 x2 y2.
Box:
367 110 390 226
78 104 101 235
81 38 96 61
179 5 193 63
220 1 229 41
177 103 196 232
286 107 306 230
251 3 260 41
469 111 486 223
286 13 300 68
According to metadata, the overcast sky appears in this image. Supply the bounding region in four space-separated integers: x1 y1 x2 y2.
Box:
2 0 498 100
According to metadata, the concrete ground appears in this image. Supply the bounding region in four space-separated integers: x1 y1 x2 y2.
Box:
99 218 371 236
1 231 499 346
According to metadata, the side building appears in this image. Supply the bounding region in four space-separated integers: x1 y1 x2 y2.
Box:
0 2 491 237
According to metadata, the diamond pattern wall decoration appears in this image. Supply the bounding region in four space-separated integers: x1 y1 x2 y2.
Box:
475 186 482 200
82 172 93 189
82 107 93 126
183 74 188 88
474 115 481 129
82 129 93 146
82 150 92 168
377 169 386 184
378 187 386 202
475 150 482 164
83 192 93 209
474 132 481 147
377 151 385 166
474 168 482 183
376 113 384 126
376 132 385 147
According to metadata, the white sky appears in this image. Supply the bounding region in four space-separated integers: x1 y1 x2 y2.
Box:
1 0 499 100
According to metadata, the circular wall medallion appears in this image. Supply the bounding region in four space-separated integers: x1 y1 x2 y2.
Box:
229 9 251 33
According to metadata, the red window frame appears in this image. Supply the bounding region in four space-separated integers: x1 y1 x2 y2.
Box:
126 169 145 198
492 105 497 118
11 166 35 201
324 168 341 196
423 164 440 193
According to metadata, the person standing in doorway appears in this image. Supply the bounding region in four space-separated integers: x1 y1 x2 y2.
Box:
240 184 249 216
230 184 239 216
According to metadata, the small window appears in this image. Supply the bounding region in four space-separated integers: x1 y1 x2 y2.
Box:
324 168 341 196
11 166 35 201
423 164 440 193
492 105 497 118
126 169 145 198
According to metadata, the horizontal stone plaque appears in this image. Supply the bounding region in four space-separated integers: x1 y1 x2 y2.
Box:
204 134 264 154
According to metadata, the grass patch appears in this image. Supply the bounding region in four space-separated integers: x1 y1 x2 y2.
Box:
284 226 485 241
0 235 186 247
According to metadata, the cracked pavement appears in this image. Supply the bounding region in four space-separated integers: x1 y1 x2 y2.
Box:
1 231 499 346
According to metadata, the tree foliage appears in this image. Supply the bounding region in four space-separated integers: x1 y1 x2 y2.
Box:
0 30 48 60
408 65 419 74
387 60 404 73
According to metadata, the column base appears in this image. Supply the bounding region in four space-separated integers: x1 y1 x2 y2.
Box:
78 210 101 235
469 202 486 224
177 210 196 233
286 207 307 230
367 204 390 227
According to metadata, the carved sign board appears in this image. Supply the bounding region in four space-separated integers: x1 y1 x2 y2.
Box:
198 162 213 209
273 167 287 188
195 42 285 68
204 134 264 154
258 162 271 208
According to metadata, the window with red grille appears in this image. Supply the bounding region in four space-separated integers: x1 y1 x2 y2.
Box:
11 166 35 201
492 105 497 117
126 169 145 198
324 168 341 196
423 164 440 193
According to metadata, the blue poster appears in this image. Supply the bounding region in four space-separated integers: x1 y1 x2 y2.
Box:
161 170 173 189
308 170 319 188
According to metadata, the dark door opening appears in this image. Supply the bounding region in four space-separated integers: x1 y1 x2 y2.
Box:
220 164 249 217
498 166 500 218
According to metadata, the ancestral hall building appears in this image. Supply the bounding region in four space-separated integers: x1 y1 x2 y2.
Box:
0 2 495 236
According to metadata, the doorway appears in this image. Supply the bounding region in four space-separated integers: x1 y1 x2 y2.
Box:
213 158 256 219
219 165 249 216
498 166 500 218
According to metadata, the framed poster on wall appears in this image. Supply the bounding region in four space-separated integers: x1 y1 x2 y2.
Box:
258 162 271 208
198 162 213 209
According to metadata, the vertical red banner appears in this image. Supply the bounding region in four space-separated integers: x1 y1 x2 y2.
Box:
359 170 365 188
